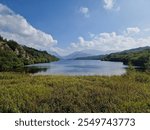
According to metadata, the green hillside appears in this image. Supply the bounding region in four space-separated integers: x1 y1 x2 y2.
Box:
0 36 59 71
102 47 150 70
75 55 105 60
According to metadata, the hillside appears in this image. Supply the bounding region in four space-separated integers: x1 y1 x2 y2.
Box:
0 36 59 71
102 46 150 69
75 55 105 60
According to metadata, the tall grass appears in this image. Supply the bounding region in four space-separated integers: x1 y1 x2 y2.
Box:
0 71 150 113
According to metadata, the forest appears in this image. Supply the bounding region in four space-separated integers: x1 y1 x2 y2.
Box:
102 47 150 70
0 36 59 71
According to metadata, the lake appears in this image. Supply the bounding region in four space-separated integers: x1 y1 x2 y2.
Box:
27 60 127 76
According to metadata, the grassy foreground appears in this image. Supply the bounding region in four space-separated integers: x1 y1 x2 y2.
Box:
0 71 150 113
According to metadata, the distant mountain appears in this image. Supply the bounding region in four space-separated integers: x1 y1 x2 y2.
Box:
63 51 91 59
0 35 59 71
63 49 114 59
73 49 115 60
80 49 115 55
102 46 150 69
48 51 62 59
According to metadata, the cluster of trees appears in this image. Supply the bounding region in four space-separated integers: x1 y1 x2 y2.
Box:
0 36 59 71
102 47 150 70
23 46 59 64
0 50 24 70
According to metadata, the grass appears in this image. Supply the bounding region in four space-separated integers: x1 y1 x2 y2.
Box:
0 71 150 113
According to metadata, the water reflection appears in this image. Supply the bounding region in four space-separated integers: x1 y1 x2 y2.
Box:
27 60 127 76
24 66 48 73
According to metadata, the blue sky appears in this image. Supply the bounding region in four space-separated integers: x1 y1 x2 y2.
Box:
0 0 150 55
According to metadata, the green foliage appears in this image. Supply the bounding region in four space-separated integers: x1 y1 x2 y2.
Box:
0 35 59 71
7 40 21 51
144 57 150 71
0 36 3 41
0 71 150 113
0 50 24 71
23 46 59 64
127 61 135 72
102 48 150 70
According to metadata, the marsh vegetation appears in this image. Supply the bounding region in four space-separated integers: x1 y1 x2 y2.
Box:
0 70 150 113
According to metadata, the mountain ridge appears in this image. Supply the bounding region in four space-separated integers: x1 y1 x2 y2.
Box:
63 51 91 59
102 46 150 69
63 49 114 59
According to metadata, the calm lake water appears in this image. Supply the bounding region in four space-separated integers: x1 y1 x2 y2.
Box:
27 60 127 76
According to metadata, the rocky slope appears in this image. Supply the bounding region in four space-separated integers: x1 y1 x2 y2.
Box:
0 36 59 71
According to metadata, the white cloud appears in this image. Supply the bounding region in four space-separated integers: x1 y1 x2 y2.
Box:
66 28 150 54
104 0 114 10
49 46 67 56
79 7 90 17
0 4 14 15
0 3 57 51
125 27 140 36
103 0 120 11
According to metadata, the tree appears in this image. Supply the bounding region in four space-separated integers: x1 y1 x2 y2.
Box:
144 58 150 71
0 35 3 41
